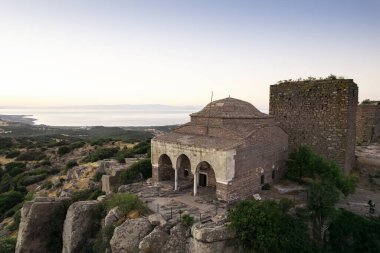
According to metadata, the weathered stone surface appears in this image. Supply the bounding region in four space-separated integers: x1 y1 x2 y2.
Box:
356 103 380 145
188 237 236 253
191 223 235 243
62 200 98 253
148 213 167 227
161 223 188 253
110 218 153 253
104 206 123 226
16 198 68 253
270 79 358 174
139 227 169 253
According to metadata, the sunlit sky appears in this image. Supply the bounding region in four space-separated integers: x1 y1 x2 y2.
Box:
1 0 379 109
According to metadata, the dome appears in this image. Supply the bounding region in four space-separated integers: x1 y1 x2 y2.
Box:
190 97 268 119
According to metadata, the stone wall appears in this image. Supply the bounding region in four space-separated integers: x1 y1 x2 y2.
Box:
228 126 288 202
270 79 358 174
356 104 380 145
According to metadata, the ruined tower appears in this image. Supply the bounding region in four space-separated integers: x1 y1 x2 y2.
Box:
356 101 380 145
269 79 358 174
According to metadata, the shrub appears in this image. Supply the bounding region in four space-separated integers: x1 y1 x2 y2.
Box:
120 167 142 184
39 158 51 166
16 150 46 161
66 160 78 169
4 162 26 176
131 141 150 154
0 137 14 149
83 147 119 163
181 214 194 227
21 173 48 186
328 209 380 253
228 200 312 253
57 146 72 156
0 191 24 217
5 150 20 159
70 189 104 202
119 159 152 185
41 181 54 190
105 193 148 216
7 209 21 231
0 237 17 253
92 171 106 182
69 141 85 149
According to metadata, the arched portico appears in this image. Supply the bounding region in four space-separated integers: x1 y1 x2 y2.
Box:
158 154 174 181
193 161 216 196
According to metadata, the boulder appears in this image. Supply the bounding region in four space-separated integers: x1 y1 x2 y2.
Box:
110 218 153 253
62 200 99 253
191 223 235 243
161 223 188 253
139 227 169 253
105 207 123 226
148 213 167 227
16 198 68 253
188 237 236 253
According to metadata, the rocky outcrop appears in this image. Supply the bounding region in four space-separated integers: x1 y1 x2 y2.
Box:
110 217 153 253
188 223 236 253
104 206 123 226
148 213 167 227
139 227 169 253
16 197 69 253
161 223 188 253
62 200 99 253
191 223 235 242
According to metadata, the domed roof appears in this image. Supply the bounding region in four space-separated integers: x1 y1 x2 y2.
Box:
191 97 268 119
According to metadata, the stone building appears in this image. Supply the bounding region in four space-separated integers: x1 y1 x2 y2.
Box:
269 79 358 174
356 101 380 145
151 97 288 202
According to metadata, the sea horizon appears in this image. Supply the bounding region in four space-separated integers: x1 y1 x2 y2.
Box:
0 104 203 127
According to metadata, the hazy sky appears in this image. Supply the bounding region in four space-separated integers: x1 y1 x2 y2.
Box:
0 0 379 109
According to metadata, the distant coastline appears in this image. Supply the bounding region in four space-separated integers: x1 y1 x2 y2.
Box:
0 105 202 127
0 115 36 125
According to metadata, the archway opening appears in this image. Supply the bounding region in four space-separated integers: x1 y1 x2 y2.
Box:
177 154 193 181
196 161 216 188
158 154 174 181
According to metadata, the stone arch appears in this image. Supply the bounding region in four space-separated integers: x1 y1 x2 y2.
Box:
158 154 174 181
196 161 216 188
176 154 193 180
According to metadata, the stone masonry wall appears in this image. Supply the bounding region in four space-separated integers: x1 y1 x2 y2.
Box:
356 104 380 145
269 79 358 174
228 126 288 202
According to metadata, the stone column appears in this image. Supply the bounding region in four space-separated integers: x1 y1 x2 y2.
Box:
193 172 198 196
174 168 178 191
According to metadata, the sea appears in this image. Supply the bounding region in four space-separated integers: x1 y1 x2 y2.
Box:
0 105 202 126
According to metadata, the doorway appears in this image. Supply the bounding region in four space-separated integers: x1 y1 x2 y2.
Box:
199 173 207 187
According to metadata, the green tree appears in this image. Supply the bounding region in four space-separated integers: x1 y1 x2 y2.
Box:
308 182 339 243
286 145 315 181
57 146 72 156
328 209 380 253
228 200 312 253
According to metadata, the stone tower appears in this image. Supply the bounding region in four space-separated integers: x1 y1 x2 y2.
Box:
356 101 380 145
269 79 358 174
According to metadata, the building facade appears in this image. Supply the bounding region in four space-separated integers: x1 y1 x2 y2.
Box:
151 97 288 202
